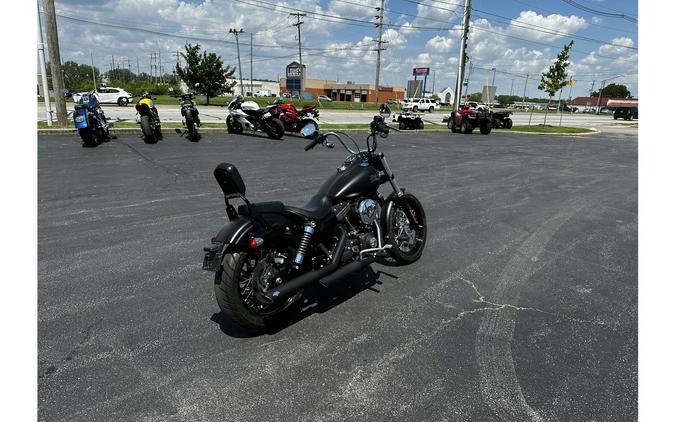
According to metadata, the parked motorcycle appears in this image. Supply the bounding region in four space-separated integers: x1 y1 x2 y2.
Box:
269 98 320 135
178 93 201 142
226 96 285 139
135 93 162 144
73 92 111 147
203 111 427 332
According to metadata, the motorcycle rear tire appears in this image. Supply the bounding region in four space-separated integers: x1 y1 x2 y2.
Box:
186 115 199 142
78 127 99 148
215 252 302 332
266 118 284 139
141 115 158 144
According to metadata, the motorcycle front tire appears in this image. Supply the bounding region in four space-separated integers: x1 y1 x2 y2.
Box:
140 115 158 144
383 193 427 264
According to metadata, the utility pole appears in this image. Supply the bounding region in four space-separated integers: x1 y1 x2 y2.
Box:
453 0 472 110
112 55 116 81
464 60 473 97
90 51 97 90
158 50 163 83
374 0 386 104
431 70 436 94
230 28 245 96
136 56 140 80
37 5 52 126
522 73 530 107
250 33 253 96
42 0 67 126
509 78 514 96
290 13 306 98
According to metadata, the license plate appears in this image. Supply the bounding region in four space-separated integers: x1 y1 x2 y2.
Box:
263 112 271 118
74 115 84 123
202 244 222 271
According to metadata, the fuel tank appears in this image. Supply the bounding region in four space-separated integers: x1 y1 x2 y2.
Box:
316 159 380 202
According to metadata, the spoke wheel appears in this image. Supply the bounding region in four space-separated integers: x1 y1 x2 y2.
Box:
215 250 302 331
385 193 427 264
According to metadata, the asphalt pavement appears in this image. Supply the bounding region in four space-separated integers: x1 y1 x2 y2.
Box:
38 128 637 421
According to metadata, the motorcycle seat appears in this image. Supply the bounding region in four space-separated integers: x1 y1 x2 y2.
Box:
285 194 332 220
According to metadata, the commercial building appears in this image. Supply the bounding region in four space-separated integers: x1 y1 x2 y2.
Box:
569 96 638 111
279 77 405 102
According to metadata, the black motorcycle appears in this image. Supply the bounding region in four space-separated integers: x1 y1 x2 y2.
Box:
226 95 285 139
179 93 201 142
203 113 427 331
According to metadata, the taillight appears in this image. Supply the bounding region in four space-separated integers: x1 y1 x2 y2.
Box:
248 237 264 249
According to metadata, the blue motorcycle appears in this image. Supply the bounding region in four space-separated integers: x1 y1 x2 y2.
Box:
73 92 111 147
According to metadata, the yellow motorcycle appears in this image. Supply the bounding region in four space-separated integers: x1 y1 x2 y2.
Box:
135 93 162 144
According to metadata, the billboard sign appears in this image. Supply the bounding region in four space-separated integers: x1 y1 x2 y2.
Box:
413 67 430 76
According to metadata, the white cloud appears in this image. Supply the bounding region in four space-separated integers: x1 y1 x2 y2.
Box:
507 11 587 41
426 35 454 53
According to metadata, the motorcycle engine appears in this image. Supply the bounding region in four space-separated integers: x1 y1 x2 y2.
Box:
356 198 379 225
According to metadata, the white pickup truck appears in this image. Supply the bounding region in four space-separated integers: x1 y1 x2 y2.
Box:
402 98 437 113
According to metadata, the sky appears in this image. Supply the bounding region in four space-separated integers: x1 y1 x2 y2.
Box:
43 0 639 99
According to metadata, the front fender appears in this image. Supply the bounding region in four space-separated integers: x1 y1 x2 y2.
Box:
380 190 422 233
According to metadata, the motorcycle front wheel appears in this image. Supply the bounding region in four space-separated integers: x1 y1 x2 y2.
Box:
78 127 99 148
226 115 243 134
384 193 427 264
215 251 302 332
140 115 158 144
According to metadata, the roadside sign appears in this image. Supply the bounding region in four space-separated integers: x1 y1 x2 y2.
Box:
413 67 430 76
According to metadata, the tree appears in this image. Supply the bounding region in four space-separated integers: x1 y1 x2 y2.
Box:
538 40 573 125
466 92 482 101
176 43 235 104
591 83 631 98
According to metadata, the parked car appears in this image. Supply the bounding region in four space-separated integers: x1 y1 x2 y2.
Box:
402 97 437 112
73 87 134 106
317 95 332 102
613 106 638 120
253 89 272 97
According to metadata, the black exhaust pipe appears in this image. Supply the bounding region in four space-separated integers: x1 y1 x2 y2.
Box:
262 227 348 304
318 256 374 288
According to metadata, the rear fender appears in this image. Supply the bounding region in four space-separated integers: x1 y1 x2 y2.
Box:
73 108 89 129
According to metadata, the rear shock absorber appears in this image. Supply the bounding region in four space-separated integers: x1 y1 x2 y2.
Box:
294 221 316 265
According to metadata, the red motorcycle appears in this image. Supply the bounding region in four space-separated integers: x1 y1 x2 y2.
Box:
269 99 320 135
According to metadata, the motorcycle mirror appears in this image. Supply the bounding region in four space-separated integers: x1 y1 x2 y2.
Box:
300 122 318 138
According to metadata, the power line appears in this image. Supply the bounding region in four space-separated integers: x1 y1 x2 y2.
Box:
506 0 636 34
561 0 637 23
403 0 637 50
